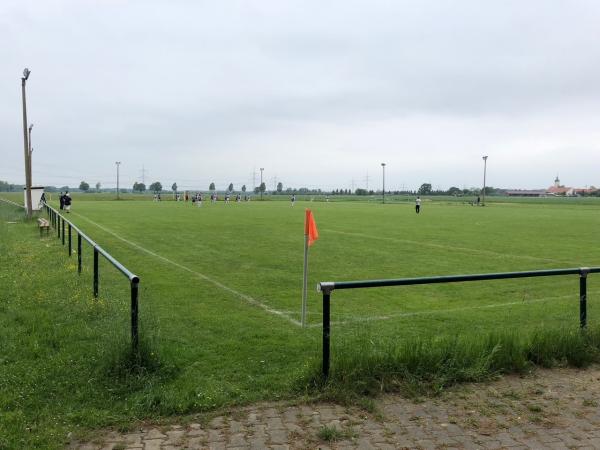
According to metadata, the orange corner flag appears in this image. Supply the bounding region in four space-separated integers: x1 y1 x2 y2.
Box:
305 209 319 246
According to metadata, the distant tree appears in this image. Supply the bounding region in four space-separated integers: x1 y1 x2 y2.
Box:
95 182 101 192
171 183 177 192
254 187 260 194
355 188 368 195
418 183 432 195
276 182 283 193
241 185 246 192
228 183 234 192
209 182 215 191
133 182 146 192
447 186 462 196
79 181 89 191
259 182 266 193
149 181 162 193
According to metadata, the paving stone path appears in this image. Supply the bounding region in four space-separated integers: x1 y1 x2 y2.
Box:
71 367 600 449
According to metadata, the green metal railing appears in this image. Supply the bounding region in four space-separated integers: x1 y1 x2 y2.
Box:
44 203 140 351
318 267 600 379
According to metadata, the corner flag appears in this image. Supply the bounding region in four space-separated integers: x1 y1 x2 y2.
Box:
305 209 319 246
302 209 318 327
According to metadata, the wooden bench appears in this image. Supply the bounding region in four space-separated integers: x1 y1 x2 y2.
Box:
37 217 50 236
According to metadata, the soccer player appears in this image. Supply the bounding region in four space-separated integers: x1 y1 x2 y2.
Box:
64 192 72 213
415 196 421 214
291 194 296 206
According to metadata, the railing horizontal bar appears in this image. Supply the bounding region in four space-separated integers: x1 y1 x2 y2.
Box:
321 267 600 292
44 203 139 283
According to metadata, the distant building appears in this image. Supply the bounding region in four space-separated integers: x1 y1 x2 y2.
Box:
505 190 547 197
505 176 598 197
545 175 597 196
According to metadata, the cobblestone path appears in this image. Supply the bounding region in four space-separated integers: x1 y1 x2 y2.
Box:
71 367 600 449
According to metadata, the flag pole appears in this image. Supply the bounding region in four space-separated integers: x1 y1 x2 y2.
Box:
302 231 309 327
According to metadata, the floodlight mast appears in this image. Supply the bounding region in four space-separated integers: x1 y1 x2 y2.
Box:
21 68 32 218
482 155 488 206
381 163 386 204
28 123 33 188
260 167 264 200
116 162 121 199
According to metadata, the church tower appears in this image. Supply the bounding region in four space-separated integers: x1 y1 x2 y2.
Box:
554 175 560 188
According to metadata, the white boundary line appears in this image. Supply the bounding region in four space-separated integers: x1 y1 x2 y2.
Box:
0 197 25 209
306 291 598 328
323 229 577 265
71 212 302 327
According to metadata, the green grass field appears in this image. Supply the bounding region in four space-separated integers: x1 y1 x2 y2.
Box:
2 193 600 448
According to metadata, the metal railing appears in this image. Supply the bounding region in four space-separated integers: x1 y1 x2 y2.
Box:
318 266 600 379
43 203 141 351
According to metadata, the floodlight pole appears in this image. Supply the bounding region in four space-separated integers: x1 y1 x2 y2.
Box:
381 163 386 204
260 167 264 200
28 123 33 187
21 68 33 218
482 156 488 206
116 161 121 199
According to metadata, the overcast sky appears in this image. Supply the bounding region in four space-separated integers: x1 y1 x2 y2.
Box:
1 0 600 191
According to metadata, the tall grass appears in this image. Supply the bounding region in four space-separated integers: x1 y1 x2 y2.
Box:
301 326 600 399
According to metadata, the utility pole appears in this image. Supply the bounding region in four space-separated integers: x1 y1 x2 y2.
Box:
116 161 121 199
260 167 264 200
381 163 386 204
21 68 32 218
28 123 33 187
365 171 370 191
141 165 146 184
482 156 488 206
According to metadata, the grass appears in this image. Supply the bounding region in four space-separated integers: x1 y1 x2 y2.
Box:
317 424 357 442
1 194 600 448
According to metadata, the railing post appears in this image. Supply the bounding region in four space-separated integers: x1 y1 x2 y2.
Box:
57 216 61 238
68 224 72 256
61 219 65 245
93 248 99 298
131 279 139 352
580 268 589 329
77 233 82 274
323 291 331 379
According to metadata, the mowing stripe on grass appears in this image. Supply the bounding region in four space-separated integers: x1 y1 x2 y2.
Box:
306 291 597 327
324 229 576 265
71 212 302 327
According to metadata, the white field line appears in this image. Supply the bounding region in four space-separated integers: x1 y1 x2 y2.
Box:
306 291 599 328
323 229 578 266
72 212 302 327
0 197 25 209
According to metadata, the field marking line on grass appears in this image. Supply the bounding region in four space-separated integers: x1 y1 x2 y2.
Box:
71 212 302 327
306 290 600 327
0 198 25 209
323 229 578 266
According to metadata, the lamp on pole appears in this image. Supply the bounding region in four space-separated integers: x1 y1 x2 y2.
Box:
21 68 32 218
260 167 264 200
482 155 488 206
381 163 386 204
115 161 121 199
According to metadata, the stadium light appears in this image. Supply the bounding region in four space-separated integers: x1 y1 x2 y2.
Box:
260 167 264 200
116 161 121 199
21 68 32 218
381 163 386 204
482 156 488 206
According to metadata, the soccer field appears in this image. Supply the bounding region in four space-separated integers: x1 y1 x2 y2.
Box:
4 193 600 433
59 196 600 341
